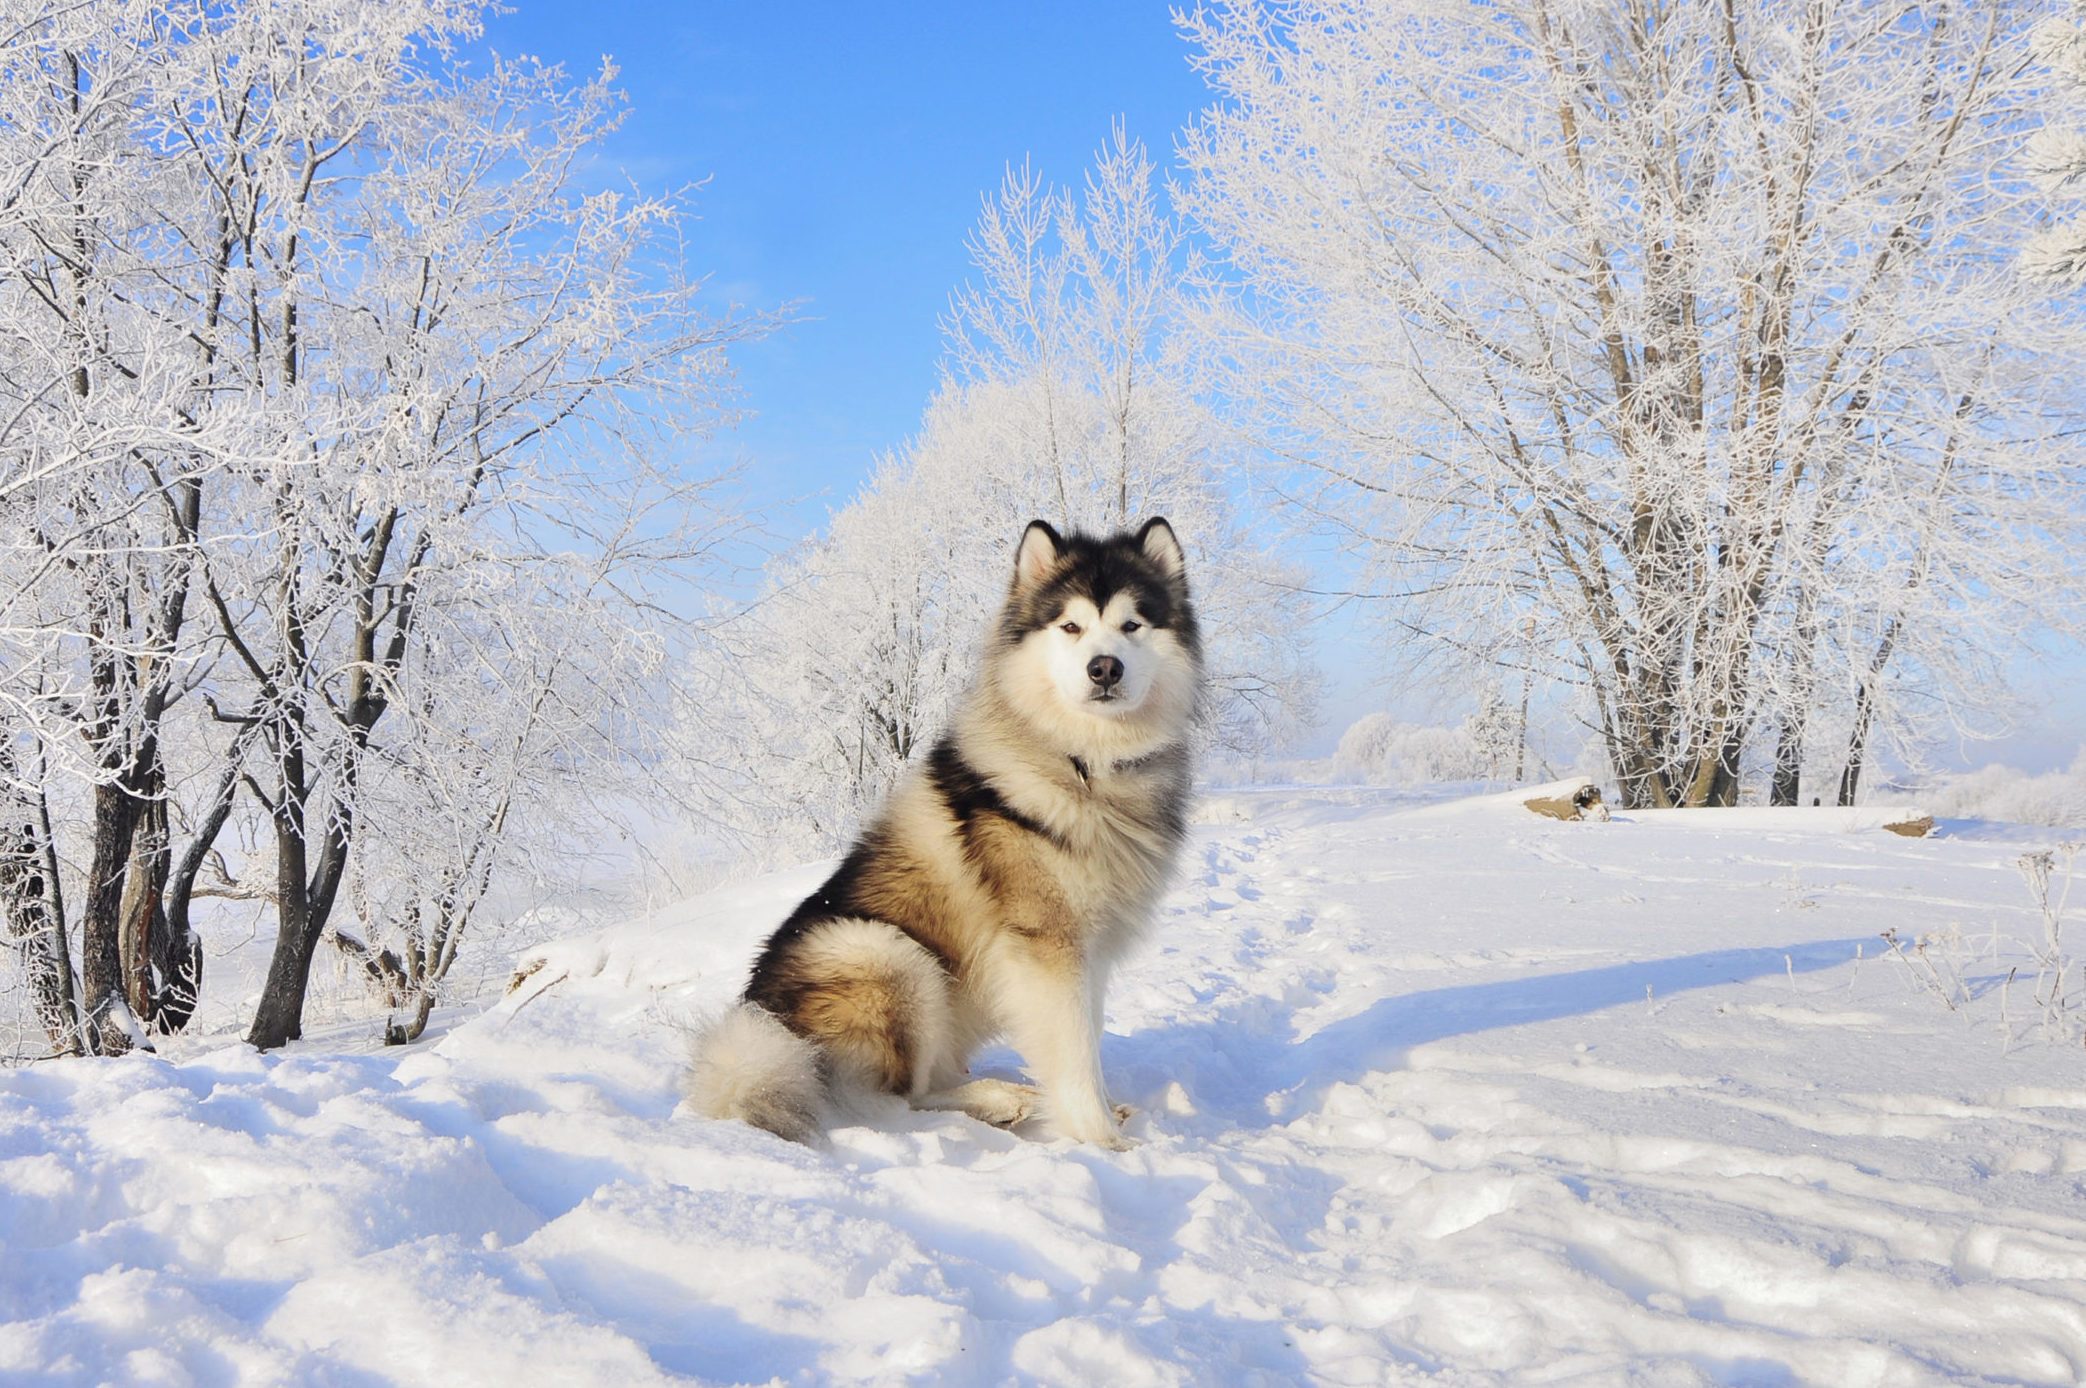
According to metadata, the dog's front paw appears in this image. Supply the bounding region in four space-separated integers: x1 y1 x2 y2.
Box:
1062 1111 1137 1150
1052 1107 1135 1150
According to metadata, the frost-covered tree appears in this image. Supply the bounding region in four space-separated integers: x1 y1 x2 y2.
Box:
324 516 710 1044
683 454 975 856
688 374 1317 858
172 12 741 1050
683 132 1317 856
688 135 1318 851
0 0 240 1053
1462 688 1523 783
1181 0 2086 808
1 0 750 1056
944 126 1206 529
939 130 1317 759
1333 713 1481 786
2028 3 2086 284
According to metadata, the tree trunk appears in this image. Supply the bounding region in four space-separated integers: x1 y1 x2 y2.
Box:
249 706 371 1050
1706 737 1743 808
246 813 315 1050
1514 643 1531 782
1838 680 1879 808
1838 618 1899 807
1607 735 1669 811
385 989 436 1046
1769 609 1820 808
2 812 81 1057
157 751 246 1036
1769 713 1806 807
78 780 140 1055
1837 698 1872 807
117 771 168 1026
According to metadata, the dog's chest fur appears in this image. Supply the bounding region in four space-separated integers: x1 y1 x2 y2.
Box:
959 740 1188 947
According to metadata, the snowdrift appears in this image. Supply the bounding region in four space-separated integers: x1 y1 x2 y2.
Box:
5 783 2086 1385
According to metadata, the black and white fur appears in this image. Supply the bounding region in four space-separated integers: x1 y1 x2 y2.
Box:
685 517 1201 1148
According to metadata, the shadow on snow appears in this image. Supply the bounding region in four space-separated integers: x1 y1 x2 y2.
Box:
1113 938 1872 1128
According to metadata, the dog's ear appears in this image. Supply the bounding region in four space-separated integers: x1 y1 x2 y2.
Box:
1015 520 1063 587
1137 516 1185 580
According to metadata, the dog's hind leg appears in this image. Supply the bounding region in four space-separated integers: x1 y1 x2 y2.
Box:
913 1077 1040 1127
777 918 955 1098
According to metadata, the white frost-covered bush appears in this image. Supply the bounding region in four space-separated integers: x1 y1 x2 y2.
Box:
1890 748 2086 828
1333 714 1484 786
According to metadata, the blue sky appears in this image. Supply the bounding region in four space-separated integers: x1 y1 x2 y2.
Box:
471 3 2082 773
476 2 1209 534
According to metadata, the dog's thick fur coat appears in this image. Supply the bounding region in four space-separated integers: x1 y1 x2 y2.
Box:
686 517 1201 1147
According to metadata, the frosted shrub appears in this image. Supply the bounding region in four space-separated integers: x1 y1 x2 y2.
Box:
1882 840 2085 1049
1333 714 1484 786
2019 844 2084 1045
1888 748 2086 828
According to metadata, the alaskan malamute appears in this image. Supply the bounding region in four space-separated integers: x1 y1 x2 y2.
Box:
686 517 1201 1148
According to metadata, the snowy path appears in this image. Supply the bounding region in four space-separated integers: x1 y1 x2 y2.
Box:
5 787 2086 1385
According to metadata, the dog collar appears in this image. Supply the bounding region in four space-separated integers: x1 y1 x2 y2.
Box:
1071 748 1170 786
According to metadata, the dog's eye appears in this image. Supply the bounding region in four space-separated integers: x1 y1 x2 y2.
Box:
1121 620 1142 634
1059 621 1083 636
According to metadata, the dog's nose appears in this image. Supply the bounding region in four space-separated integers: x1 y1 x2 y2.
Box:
1087 655 1124 689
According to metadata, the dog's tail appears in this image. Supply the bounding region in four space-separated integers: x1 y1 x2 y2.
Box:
684 1003 824 1143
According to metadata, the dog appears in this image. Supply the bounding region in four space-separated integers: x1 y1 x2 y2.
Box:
685 517 1201 1149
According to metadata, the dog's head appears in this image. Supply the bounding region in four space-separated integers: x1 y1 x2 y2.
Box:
994 517 1203 750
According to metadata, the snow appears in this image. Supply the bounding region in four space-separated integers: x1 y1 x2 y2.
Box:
6 786 2086 1385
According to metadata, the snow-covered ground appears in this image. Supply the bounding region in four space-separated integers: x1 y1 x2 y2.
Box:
6 784 2086 1386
